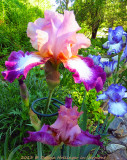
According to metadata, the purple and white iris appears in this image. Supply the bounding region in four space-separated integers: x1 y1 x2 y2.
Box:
2 51 46 83
97 84 127 117
24 97 103 146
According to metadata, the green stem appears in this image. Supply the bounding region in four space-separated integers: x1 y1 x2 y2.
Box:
37 142 42 160
44 145 61 160
44 89 54 114
79 90 87 131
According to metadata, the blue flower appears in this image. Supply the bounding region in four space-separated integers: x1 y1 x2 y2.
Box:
103 26 127 55
97 84 127 117
99 61 117 77
121 45 127 62
88 54 101 65
88 54 117 77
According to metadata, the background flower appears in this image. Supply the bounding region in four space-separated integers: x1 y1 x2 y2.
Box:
97 84 127 117
24 97 103 147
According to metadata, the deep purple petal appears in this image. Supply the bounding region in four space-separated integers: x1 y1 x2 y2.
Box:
2 50 46 83
65 96 73 108
70 130 103 147
24 125 58 146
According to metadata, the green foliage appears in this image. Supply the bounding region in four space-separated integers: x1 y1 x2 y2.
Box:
0 0 51 59
85 89 106 125
78 38 107 58
103 0 127 28
73 0 106 38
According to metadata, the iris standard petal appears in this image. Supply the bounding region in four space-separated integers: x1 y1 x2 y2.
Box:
108 100 127 117
27 10 91 63
106 84 126 101
71 33 91 56
64 56 106 92
2 50 47 82
113 26 124 43
70 130 102 147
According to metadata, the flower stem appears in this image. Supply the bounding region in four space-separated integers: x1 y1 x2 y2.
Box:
37 142 42 160
44 89 54 114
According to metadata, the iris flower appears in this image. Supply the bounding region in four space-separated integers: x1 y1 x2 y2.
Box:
99 61 117 77
97 84 127 117
88 55 117 77
103 26 127 55
24 97 102 146
2 10 106 92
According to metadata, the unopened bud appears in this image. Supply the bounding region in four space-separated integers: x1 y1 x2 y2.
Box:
19 79 29 108
29 109 41 131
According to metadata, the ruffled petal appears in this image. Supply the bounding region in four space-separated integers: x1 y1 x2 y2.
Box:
108 100 127 117
27 18 48 50
71 33 91 55
2 50 47 82
70 130 102 147
55 10 81 59
106 84 126 101
24 124 58 146
107 41 123 55
113 26 124 43
64 56 106 92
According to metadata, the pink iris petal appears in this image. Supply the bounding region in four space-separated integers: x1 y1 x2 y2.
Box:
24 97 102 146
2 50 47 83
64 56 106 92
71 33 91 55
